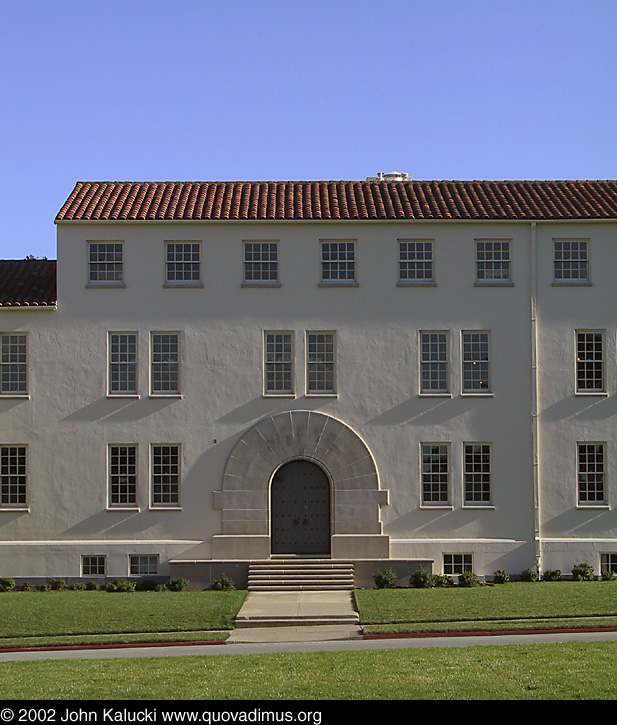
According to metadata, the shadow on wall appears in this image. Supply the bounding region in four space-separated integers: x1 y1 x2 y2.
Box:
368 395 471 426
540 394 617 423
216 395 328 425
543 507 617 539
63 397 177 423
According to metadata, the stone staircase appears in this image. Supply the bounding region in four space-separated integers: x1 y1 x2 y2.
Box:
247 559 355 591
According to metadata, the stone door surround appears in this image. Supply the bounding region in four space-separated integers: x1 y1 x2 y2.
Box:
212 410 390 560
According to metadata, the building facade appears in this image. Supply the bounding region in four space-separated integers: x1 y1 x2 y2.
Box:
1 177 617 586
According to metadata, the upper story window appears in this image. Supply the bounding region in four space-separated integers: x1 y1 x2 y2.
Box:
0 445 27 508
420 332 448 394
243 242 278 284
421 443 450 506
150 333 180 396
108 444 137 508
108 333 137 396
475 240 511 283
151 444 180 507
88 242 123 285
554 240 589 284
0 333 27 396
462 332 491 394
398 241 434 284
464 443 492 506
306 332 336 395
165 242 201 285
320 241 356 284
264 332 294 396
578 442 606 506
576 331 604 393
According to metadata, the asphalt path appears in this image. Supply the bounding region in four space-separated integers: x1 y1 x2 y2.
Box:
2 629 617 662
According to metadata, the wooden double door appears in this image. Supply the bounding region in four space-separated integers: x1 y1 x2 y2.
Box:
270 459 331 555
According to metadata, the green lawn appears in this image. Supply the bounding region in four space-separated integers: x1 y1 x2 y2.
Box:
2 642 617 699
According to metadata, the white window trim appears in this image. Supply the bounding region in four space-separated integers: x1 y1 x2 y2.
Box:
575 329 607 396
81 554 107 578
163 241 203 288
397 239 436 287
149 332 182 398
86 241 126 288
552 238 591 286
263 331 295 397
242 240 281 287
0 444 29 511
150 443 182 510
0 332 29 398
107 332 139 398
319 240 358 287
305 331 338 397
461 331 493 396
473 238 514 287
462 441 494 508
420 442 452 508
443 553 474 576
419 330 451 396
577 441 608 508
107 443 140 511
128 553 159 577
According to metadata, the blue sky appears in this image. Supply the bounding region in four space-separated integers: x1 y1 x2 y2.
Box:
1 0 615 260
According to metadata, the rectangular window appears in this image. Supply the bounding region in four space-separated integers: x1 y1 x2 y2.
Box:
307 332 336 394
601 553 617 576
151 333 180 395
476 240 511 282
165 243 200 283
578 443 606 505
554 240 589 283
108 333 137 395
398 241 433 283
108 445 137 507
420 332 448 393
243 242 278 283
264 332 293 395
464 443 492 505
88 242 123 283
152 445 180 506
0 333 27 395
444 553 473 575
421 444 450 505
129 554 159 576
82 555 106 577
0 446 26 507
321 241 356 283
576 331 604 393
462 332 491 393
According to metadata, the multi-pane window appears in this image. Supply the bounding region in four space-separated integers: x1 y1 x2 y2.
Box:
464 443 492 505
0 446 26 507
108 333 137 395
165 243 200 283
399 241 433 282
462 332 491 393
151 333 180 395
108 445 137 507
420 332 448 393
82 555 106 577
243 242 278 283
264 333 293 395
578 443 606 505
444 554 473 575
307 333 336 394
554 240 589 282
0 333 27 395
129 555 158 576
601 553 617 576
321 242 356 283
421 444 449 505
88 243 123 283
576 331 604 393
152 445 180 506
476 241 511 282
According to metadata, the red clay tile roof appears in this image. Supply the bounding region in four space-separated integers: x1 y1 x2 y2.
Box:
0 260 57 307
56 180 617 222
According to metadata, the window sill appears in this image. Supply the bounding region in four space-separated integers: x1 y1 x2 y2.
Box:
0 507 30 513
149 506 182 511
419 392 452 398
305 393 338 398
420 505 454 510
107 394 140 399
575 391 608 397
163 282 204 289
462 505 496 510
318 282 359 288
577 504 609 510
107 507 140 512
397 280 437 287
149 394 182 399
0 394 30 400
241 282 281 288
85 283 126 289
263 393 296 399
461 392 494 398
552 281 592 287
474 281 514 287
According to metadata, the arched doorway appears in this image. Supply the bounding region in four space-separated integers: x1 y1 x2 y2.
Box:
271 459 331 555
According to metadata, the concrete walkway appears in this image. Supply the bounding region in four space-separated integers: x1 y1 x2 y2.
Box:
227 590 362 643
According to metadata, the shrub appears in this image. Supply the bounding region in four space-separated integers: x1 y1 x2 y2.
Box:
373 569 398 589
211 574 236 591
493 570 510 584
85 581 100 591
572 562 595 581
38 583 51 592
154 584 167 592
433 574 454 588
68 582 85 590
166 577 189 592
105 578 136 593
601 569 616 582
520 567 539 582
135 579 158 591
543 569 562 582
47 578 66 591
21 581 36 592
410 567 435 589
0 577 15 592
458 570 480 588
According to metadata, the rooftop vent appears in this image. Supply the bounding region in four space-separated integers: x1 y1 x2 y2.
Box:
366 171 410 182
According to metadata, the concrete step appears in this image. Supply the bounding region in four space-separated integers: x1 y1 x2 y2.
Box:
247 560 355 591
235 614 359 628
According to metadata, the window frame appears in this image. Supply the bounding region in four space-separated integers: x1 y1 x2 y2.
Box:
81 555 106 578
319 240 357 286
600 553 617 576
306 331 337 396
419 331 450 395
463 442 493 507
397 239 435 286
443 553 473 576
150 332 181 397
164 241 202 287
553 239 590 285
0 332 28 397
461 331 492 395
0 445 28 509
420 443 451 507
575 330 605 395
108 332 138 397
87 241 124 287
129 554 159 577
107 444 138 510
263 331 295 397
150 443 181 509
242 241 280 286
474 239 512 285
577 442 607 507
